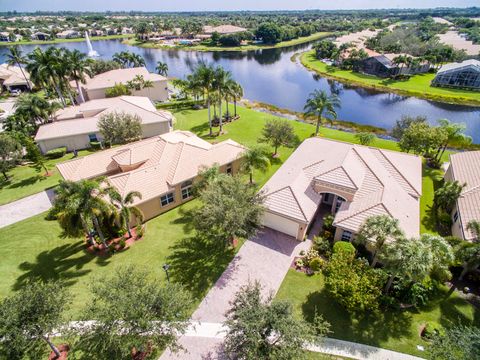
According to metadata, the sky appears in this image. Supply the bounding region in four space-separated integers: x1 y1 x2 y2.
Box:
0 0 478 12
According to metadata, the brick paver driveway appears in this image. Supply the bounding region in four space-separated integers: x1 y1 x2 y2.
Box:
160 228 311 359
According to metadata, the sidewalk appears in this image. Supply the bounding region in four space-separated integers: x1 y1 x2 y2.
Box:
0 189 55 228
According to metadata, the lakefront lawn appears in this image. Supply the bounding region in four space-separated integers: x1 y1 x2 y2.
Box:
300 51 480 106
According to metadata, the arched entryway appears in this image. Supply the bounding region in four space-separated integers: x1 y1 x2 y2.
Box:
306 192 346 239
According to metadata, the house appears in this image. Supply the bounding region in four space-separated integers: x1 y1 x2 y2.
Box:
56 30 80 39
31 31 50 41
445 151 480 241
0 63 32 92
203 25 248 35
34 96 173 154
260 138 422 241
76 67 168 102
56 130 245 221
432 60 480 91
355 53 430 78
0 32 11 42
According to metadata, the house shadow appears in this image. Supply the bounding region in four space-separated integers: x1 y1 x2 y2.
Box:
166 235 236 299
302 289 412 350
13 240 109 291
421 165 445 234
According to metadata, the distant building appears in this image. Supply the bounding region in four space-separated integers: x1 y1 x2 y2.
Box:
355 53 430 78
31 31 50 41
0 32 11 42
445 151 480 241
0 63 32 92
202 25 248 35
56 30 80 39
432 59 480 91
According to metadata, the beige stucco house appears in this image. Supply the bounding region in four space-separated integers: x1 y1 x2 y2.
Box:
260 138 422 241
77 67 168 102
0 63 32 92
445 151 480 241
56 131 245 221
35 96 173 154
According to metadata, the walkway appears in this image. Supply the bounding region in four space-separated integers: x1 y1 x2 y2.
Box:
0 189 55 228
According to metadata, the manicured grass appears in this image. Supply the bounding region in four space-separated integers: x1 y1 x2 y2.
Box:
301 51 480 106
0 199 239 318
276 269 480 357
0 34 134 46
125 32 331 52
420 165 445 235
0 149 96 206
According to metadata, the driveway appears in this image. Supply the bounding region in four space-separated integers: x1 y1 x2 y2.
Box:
0 189 55 228
160 228 311 359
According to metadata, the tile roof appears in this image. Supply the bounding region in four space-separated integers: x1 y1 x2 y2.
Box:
0 63 31 87
35 96 173 141
261 138 422 238
449 151 480 241
80 67 167 90
437 59 480 74
57 130 245 205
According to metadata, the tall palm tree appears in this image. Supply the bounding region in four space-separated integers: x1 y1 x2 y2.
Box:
435 119 472 162
224 78 237 119
5 46 31 90
108 190 144 238
156 61 168 76
64 49 92 104
194 63 215 136
231 81 243 118
304 89 340 137
356 215 404 267
241 146 271 184
14 93 59 125
213 66 233 134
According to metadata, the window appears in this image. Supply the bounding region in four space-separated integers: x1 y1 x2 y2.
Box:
453 211 459 223
226 163 233 175
88 133 98 142
160 192 175 207
341 230 352 241
181 180 193 200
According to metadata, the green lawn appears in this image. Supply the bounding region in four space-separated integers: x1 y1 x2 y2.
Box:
276 270 480 357
0 149 94 206
0 34 134 46
301 51 480 106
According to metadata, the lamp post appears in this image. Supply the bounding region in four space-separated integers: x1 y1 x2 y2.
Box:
162 263 170 283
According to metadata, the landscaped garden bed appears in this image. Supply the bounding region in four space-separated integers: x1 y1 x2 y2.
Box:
85 225 145 256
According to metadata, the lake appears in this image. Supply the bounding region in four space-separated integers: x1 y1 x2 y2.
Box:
1 39 479 142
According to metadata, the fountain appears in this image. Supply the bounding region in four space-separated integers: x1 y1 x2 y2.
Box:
85 31 99 57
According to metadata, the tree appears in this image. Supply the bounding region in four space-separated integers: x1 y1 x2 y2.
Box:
304 89 340 136
224 281 329 360
356 215 404 267
14 93 59 126
0 133 22 181
74 266 192 359
64 49 92 103
241 145 271 184
355 132 375 146
427 325 480 360
314 40 338 59
108 189 143 238
0 281 70 359
391 115 427 140
97 111 142 146
456 243 480 280
25 138 49 176
435 119 472 161
261 118 296 157
256 23 283 44
89 59 121 75
105 82 132 97
231 81 244 117
193 173 265 245
434 181 465 214
467 220 480 242
213 66 233 134
5 45 31 90
193 63 215 136
399 121 447 161
155 61 168 76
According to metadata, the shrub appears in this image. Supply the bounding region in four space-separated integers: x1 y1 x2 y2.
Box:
333 241 356 257
313 236 332 257
119 239 126 249
90 141 102 150
105 83 132 98
303 249 320 266
45 146 66 159
108 243 116 253
322 214 335 233
422 322 445 340
295 258 304 268
402 277 436 307
309 257 324 272
136 224 144 238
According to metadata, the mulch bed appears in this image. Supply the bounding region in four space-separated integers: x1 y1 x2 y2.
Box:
291 256 314 275
48 344 69 360
85 226 144 257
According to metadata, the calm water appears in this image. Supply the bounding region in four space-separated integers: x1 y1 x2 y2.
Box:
1 39 479 141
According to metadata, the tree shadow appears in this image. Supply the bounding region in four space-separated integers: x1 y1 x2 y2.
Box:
4 174 47 189
13 241 110 291
172 206 196 234
166 234 236 299
302 289 412 349
421 165 444 234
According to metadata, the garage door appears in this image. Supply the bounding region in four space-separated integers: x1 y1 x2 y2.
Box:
263 211 300 238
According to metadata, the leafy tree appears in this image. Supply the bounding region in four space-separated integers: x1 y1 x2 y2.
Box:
427 325 480 360
97 111 142 145
456 243 480 280
0 281 70 359
25 138 49 175
399 121 447 162
155 61 168 76
356 215 404 267
314 40 338 59
89 59 121 75
260 118 296 157
5 45 31 90
434 181 465 214
193 173 264 245
435 119 472 161
108 189 144 237
105 82 132 97
210 31 220 44
74 266 192 360
304 89 340 136
391 115 427 140
224 281 330 360
467 220 480 242
256 23 283 44
0 133 22 181
355 132 375 146
241 145 271 184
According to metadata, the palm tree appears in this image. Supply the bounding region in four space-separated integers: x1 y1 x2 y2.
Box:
356 215 404 267
241 146 271 184
156 61 168 76
194 63 215 136
213 66 233 134
224 78 237 119
458 244 480 280
5 46 31 90
467 220 480 242
434 181 465 214
304 89 340 137
14 93 59 125
108 190 144 238
64 49 92 103
435 119 472 162
231 81 243 117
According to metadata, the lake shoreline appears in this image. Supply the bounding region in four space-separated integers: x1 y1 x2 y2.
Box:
0 34 134 47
